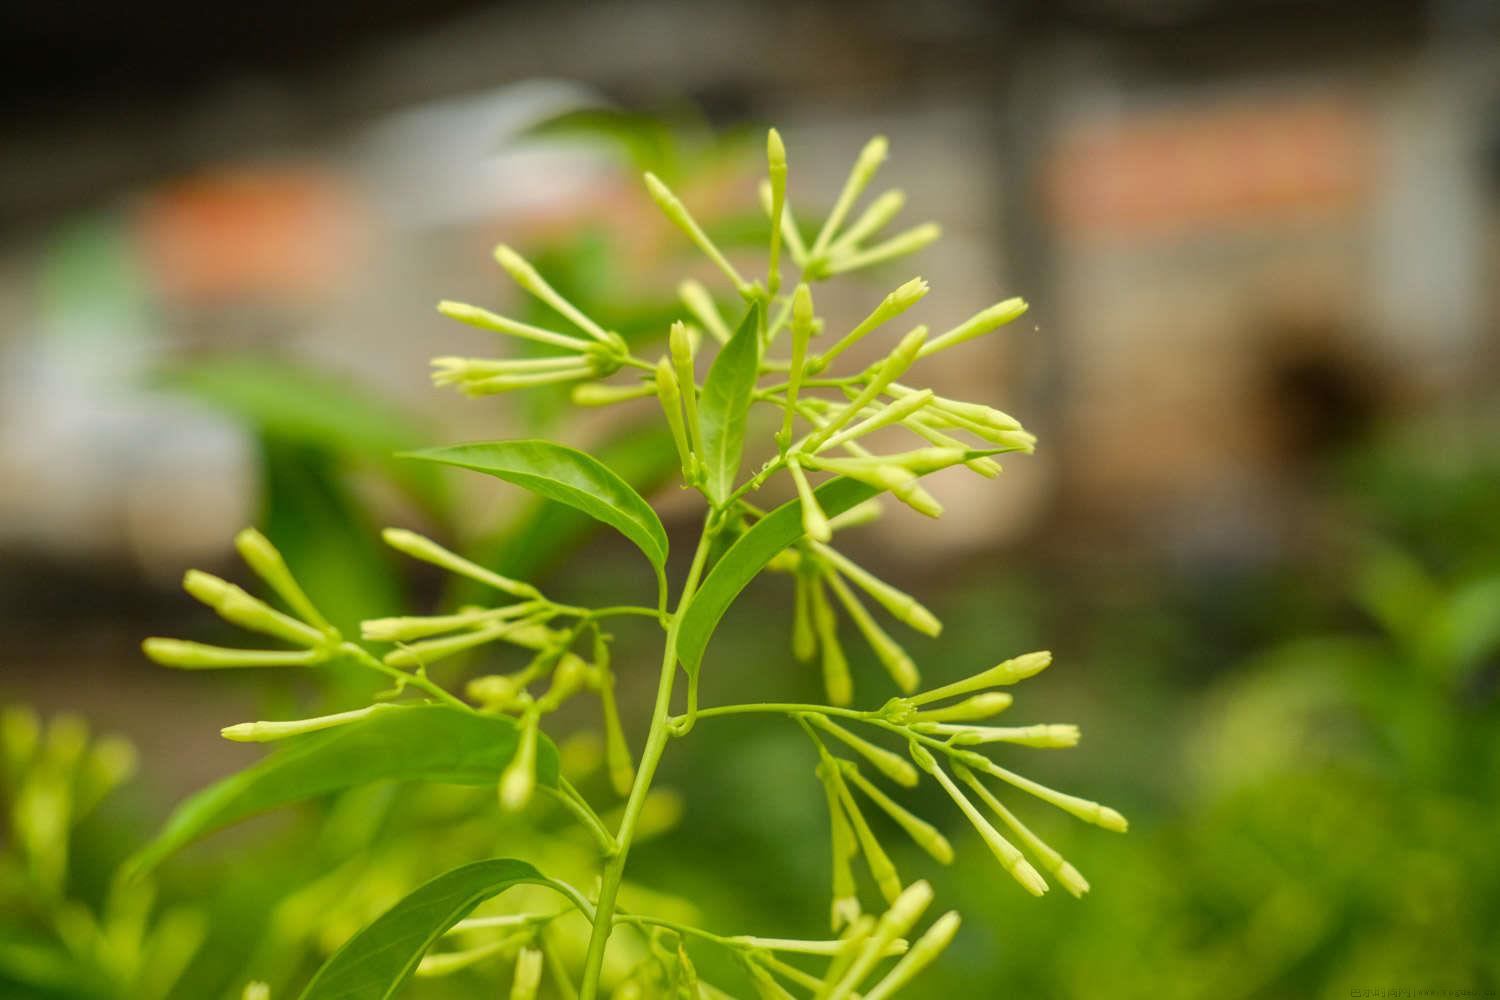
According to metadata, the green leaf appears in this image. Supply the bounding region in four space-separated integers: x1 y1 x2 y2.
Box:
128 706 558 875
677 477 879 677
403 440 668 575
697 303 761 503
300 858 578 1000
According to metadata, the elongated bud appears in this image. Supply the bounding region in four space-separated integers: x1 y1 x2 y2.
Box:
510 947 544 1000
494 244 612 344
888 384 1023 433
183 571 326 648
537 655 588 712
643 173 749 294
767 128 788 296
818 390 934 453
654 359 698 483
788 460 831 543
669 322 707 461
809 578 852 706
912 692 1012 723
437 300 592 352
597 671 634 796
824 762 903 905
824 880 932 1000
222 705 390 743
234 528 331 633
383 615 551 668
802 327 926 454
899 412 1004 478
466 673 523 709
816 277 930 372
822 571 920 693
823 915 875 991
840 760 953 864
759 179 809 266
499 713 538 812
861 911 961 1000
679 279 732 344
826 498 884 531
382 529 542 600
778 284 816 449
918 297 1028 359
808 715 918 787
814 545 941 637
746 961 798 1000
363 603 542 643
826 223 941 275
922 754 1048 896
791 572 817 662
571 381 657 406
827 189 906 255
810 135 889 260
820 770 861 930
909 650 1052 706
956 765 1091 898
958 752 1128 832
800 456 942 519
916 722 1080 747
242 984 271 1000
142 638 324 670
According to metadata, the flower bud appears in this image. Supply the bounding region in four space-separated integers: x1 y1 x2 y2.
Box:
917 723 1080 748
912 692 1012 723
810 136 889 261
809 579 852 706
822 572 919 693
234 528 331 633
141 638 324 670
767 128 788 295
747 961 798 1000
861 911 961 1000
510 946 544 1000
466 673 523 709
825 223 941 275
382 529 542 600
383 615 550 669
643 173 749 293
571 381 657 406
791 573 817 663
816 278 930 372
499 713 538 812
917 297 1029 359
437 299 591 352
959 753 1128 832
926 761 1047 897
818 390 934 452
778 284 816 449
788 460 831 543
183 571 326 648
597 670 635 797
242 984 271 1000
956 766 1091 898
679 279 732 344
221 705 389 743
814 545 941 638
823 881 932 1000
908 650 1053 706
537 654 588 712
840 760 953 864
819 771 861 930
759 178 808 266
655 357 697 481
808 715 918 788
494 244 612 343
827 189 906 256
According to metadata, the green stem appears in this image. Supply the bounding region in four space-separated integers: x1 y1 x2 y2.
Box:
577 514 717 1000
338 643 469 712
674 702 872 725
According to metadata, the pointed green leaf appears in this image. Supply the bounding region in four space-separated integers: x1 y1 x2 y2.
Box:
300 859 580 1000
403 440 668 573
677 477 879 677
697 304 761 503
128 706 558 875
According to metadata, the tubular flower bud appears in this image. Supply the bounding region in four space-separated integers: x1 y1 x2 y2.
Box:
221 705 391 743
827 188 906 256
861 911 961 1000
788 459 831 543
917 297 1029 359
791 572 818 662
800 456 942 519
466 673 524 710
234 528 331 633
898 413 1004 477
537 654 588 712
824 763 904 905
956 766 1091 898
510 947 544 1000
810 135 889 261
571 381 657 406
823 880 933 1000
826 498 884 532
908 650 1053 706
817 389 934 453
643 172 749 294
679 279 732 344
746 961 799 1000
957 752 1128 832
767 128 788 295
141 639 325 670
801 327 926 453
597 670 635 797
655 358 696 481
381 529 542 600
813 544 941 637
499 712 539 812
437 300 591 352
807 715 918 788
494 244 613 344
362 603 543 643
839 760 954 864
809 577 852 706
819 766 861 930
915 722 1080 748
923 755 1048 897
759 179 808 266
182 571 326 648
912 691 1013 723
816 277 930 372
822 571 920 693
825 223 941 275
778 284 816 449
887 383 1024 433
383 613 554 669
430 355 598 396
669 321 707 461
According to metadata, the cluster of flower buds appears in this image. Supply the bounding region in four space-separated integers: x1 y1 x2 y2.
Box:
141 528 342 671
792 650 1123 922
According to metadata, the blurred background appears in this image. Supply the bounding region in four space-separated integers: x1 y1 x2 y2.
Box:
2 0 1498 997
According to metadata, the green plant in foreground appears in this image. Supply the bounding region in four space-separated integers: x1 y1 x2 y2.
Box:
140 129 1126 999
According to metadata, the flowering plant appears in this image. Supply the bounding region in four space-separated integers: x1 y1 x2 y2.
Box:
141 128 1124 999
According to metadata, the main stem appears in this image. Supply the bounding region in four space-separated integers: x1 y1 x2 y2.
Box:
578 514 716 1000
